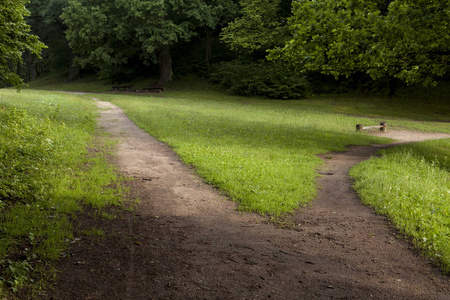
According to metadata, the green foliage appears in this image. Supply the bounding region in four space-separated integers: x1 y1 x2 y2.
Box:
211 60 309 99
350 139 450 273
26 0 72 73
61 0 231 82
270 0 450 86
220 0 290 56
0 90 128 297
0 0 46 88
0 259 34 293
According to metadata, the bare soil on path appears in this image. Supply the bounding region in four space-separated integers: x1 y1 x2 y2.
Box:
46 99 450 300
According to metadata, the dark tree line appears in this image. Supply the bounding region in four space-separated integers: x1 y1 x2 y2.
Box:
1 0 449 95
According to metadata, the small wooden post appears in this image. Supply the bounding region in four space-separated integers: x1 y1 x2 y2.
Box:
356 124 363 131
380 122 387 132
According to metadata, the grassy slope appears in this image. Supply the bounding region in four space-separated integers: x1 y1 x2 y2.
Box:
0 89 128 297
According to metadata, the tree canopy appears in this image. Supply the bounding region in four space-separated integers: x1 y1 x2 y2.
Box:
26 0 72 80
4 0 450 94
220 0 291 57
61 0 233 84
0 0 46 88
269 0 450 86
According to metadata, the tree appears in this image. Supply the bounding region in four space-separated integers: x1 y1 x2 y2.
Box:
0 0 46 89
216 0 309 99
61 0 226 85
269 0 450 86
220 0 291 58
26 0 76 82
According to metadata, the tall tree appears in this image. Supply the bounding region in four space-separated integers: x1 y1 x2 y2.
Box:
62 0 226 85
269 0 450 86
0 0 46 88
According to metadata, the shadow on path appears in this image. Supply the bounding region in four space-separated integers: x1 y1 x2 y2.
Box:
46 99 450 300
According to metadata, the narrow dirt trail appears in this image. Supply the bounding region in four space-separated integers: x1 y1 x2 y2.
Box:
47 99 450 300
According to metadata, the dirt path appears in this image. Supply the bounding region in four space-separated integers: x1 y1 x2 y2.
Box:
46 99 450 300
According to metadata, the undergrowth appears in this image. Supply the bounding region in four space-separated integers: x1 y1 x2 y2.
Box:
0 90 128 298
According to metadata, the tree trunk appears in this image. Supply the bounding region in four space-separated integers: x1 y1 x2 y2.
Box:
158 46 172 85
205 27 212 66
65 47 79 83
17 61 22 80
26 50 37 82
387 77 398 98
6 59 13 71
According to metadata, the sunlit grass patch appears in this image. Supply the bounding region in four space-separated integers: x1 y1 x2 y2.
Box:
96 92 394 215
350 139 450 273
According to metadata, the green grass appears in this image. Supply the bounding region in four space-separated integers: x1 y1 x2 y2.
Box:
25 72 158 93
14 76 450 276
24 73 112 93
350 139 450 273
95 83 449 273
94 88 450 215
27 73 450 127
95 91 394 215
0 89 128 297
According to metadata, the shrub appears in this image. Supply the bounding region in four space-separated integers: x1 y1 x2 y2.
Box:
210 60 308 99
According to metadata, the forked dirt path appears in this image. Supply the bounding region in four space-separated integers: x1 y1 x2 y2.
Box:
47 98 450 300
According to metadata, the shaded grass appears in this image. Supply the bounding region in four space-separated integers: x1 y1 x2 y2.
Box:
25 72 156 93
27 74 450 124
24 73 111 93
350 139 450 273
0 90 128 297
308 94 449 124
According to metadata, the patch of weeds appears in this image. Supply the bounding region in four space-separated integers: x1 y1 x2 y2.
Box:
268 215 296 229
99 211 118 220
0 259 34 293
81 228 105 238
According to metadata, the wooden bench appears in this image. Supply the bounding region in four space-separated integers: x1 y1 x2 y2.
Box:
142 86 165 93
356 122 387 132
111 85 133 91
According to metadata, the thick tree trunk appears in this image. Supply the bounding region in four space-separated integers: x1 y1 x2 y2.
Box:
158 46 173 85
65 48 79 83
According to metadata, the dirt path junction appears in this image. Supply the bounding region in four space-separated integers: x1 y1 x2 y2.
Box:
46 98 450 300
